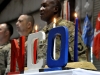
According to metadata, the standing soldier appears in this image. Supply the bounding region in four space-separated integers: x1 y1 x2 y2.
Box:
0 23 13 75
38 0 87 66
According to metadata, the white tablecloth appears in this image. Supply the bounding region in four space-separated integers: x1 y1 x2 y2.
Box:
20 68 100 75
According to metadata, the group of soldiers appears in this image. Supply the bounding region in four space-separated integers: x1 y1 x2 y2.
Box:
0 0 88 75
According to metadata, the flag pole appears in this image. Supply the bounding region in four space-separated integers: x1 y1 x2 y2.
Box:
91 47 93 63
91 1 94 63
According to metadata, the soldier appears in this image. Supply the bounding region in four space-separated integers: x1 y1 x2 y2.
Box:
5 14 34 74
16 14 34 67
0 23 13 75
38 0 87 66
16 14 34 37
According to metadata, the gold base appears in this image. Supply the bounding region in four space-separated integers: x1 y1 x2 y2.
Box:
66 62 97 70
25 62 97 71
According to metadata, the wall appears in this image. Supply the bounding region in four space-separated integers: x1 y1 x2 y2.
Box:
75 0 93 29
0 0 45 39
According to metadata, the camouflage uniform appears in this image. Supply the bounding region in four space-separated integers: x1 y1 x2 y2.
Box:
0 42 11 75
37 17 87 65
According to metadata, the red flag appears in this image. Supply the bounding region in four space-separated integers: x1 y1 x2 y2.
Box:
93 12 100 60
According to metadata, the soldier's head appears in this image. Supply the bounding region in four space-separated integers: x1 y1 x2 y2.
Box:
16 14 34 36
0 23 13 41
40 0 61 24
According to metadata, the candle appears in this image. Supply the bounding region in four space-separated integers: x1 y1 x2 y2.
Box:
53 18 56 59
53 18 56 28
74 13 78 62
34 25 38 64
35 25 38 32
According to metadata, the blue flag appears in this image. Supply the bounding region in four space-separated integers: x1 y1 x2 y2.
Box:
82 15 94 47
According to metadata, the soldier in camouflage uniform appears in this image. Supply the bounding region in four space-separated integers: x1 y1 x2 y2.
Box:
5 14 34 74
0 23 13 75
16 14 34 67
38 0 87 66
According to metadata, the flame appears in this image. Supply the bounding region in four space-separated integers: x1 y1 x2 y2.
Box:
74 13 77 18
53 18 56 28
54 18 56 23
35 25 38 32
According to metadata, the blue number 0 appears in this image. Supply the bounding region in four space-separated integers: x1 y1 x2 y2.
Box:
47 26 69 68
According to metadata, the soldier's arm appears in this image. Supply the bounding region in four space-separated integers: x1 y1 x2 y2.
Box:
68 29 87 61
64 21 87 61
0 51 6 75
4 49 11 75
5 44 20 75
77 32 87 61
